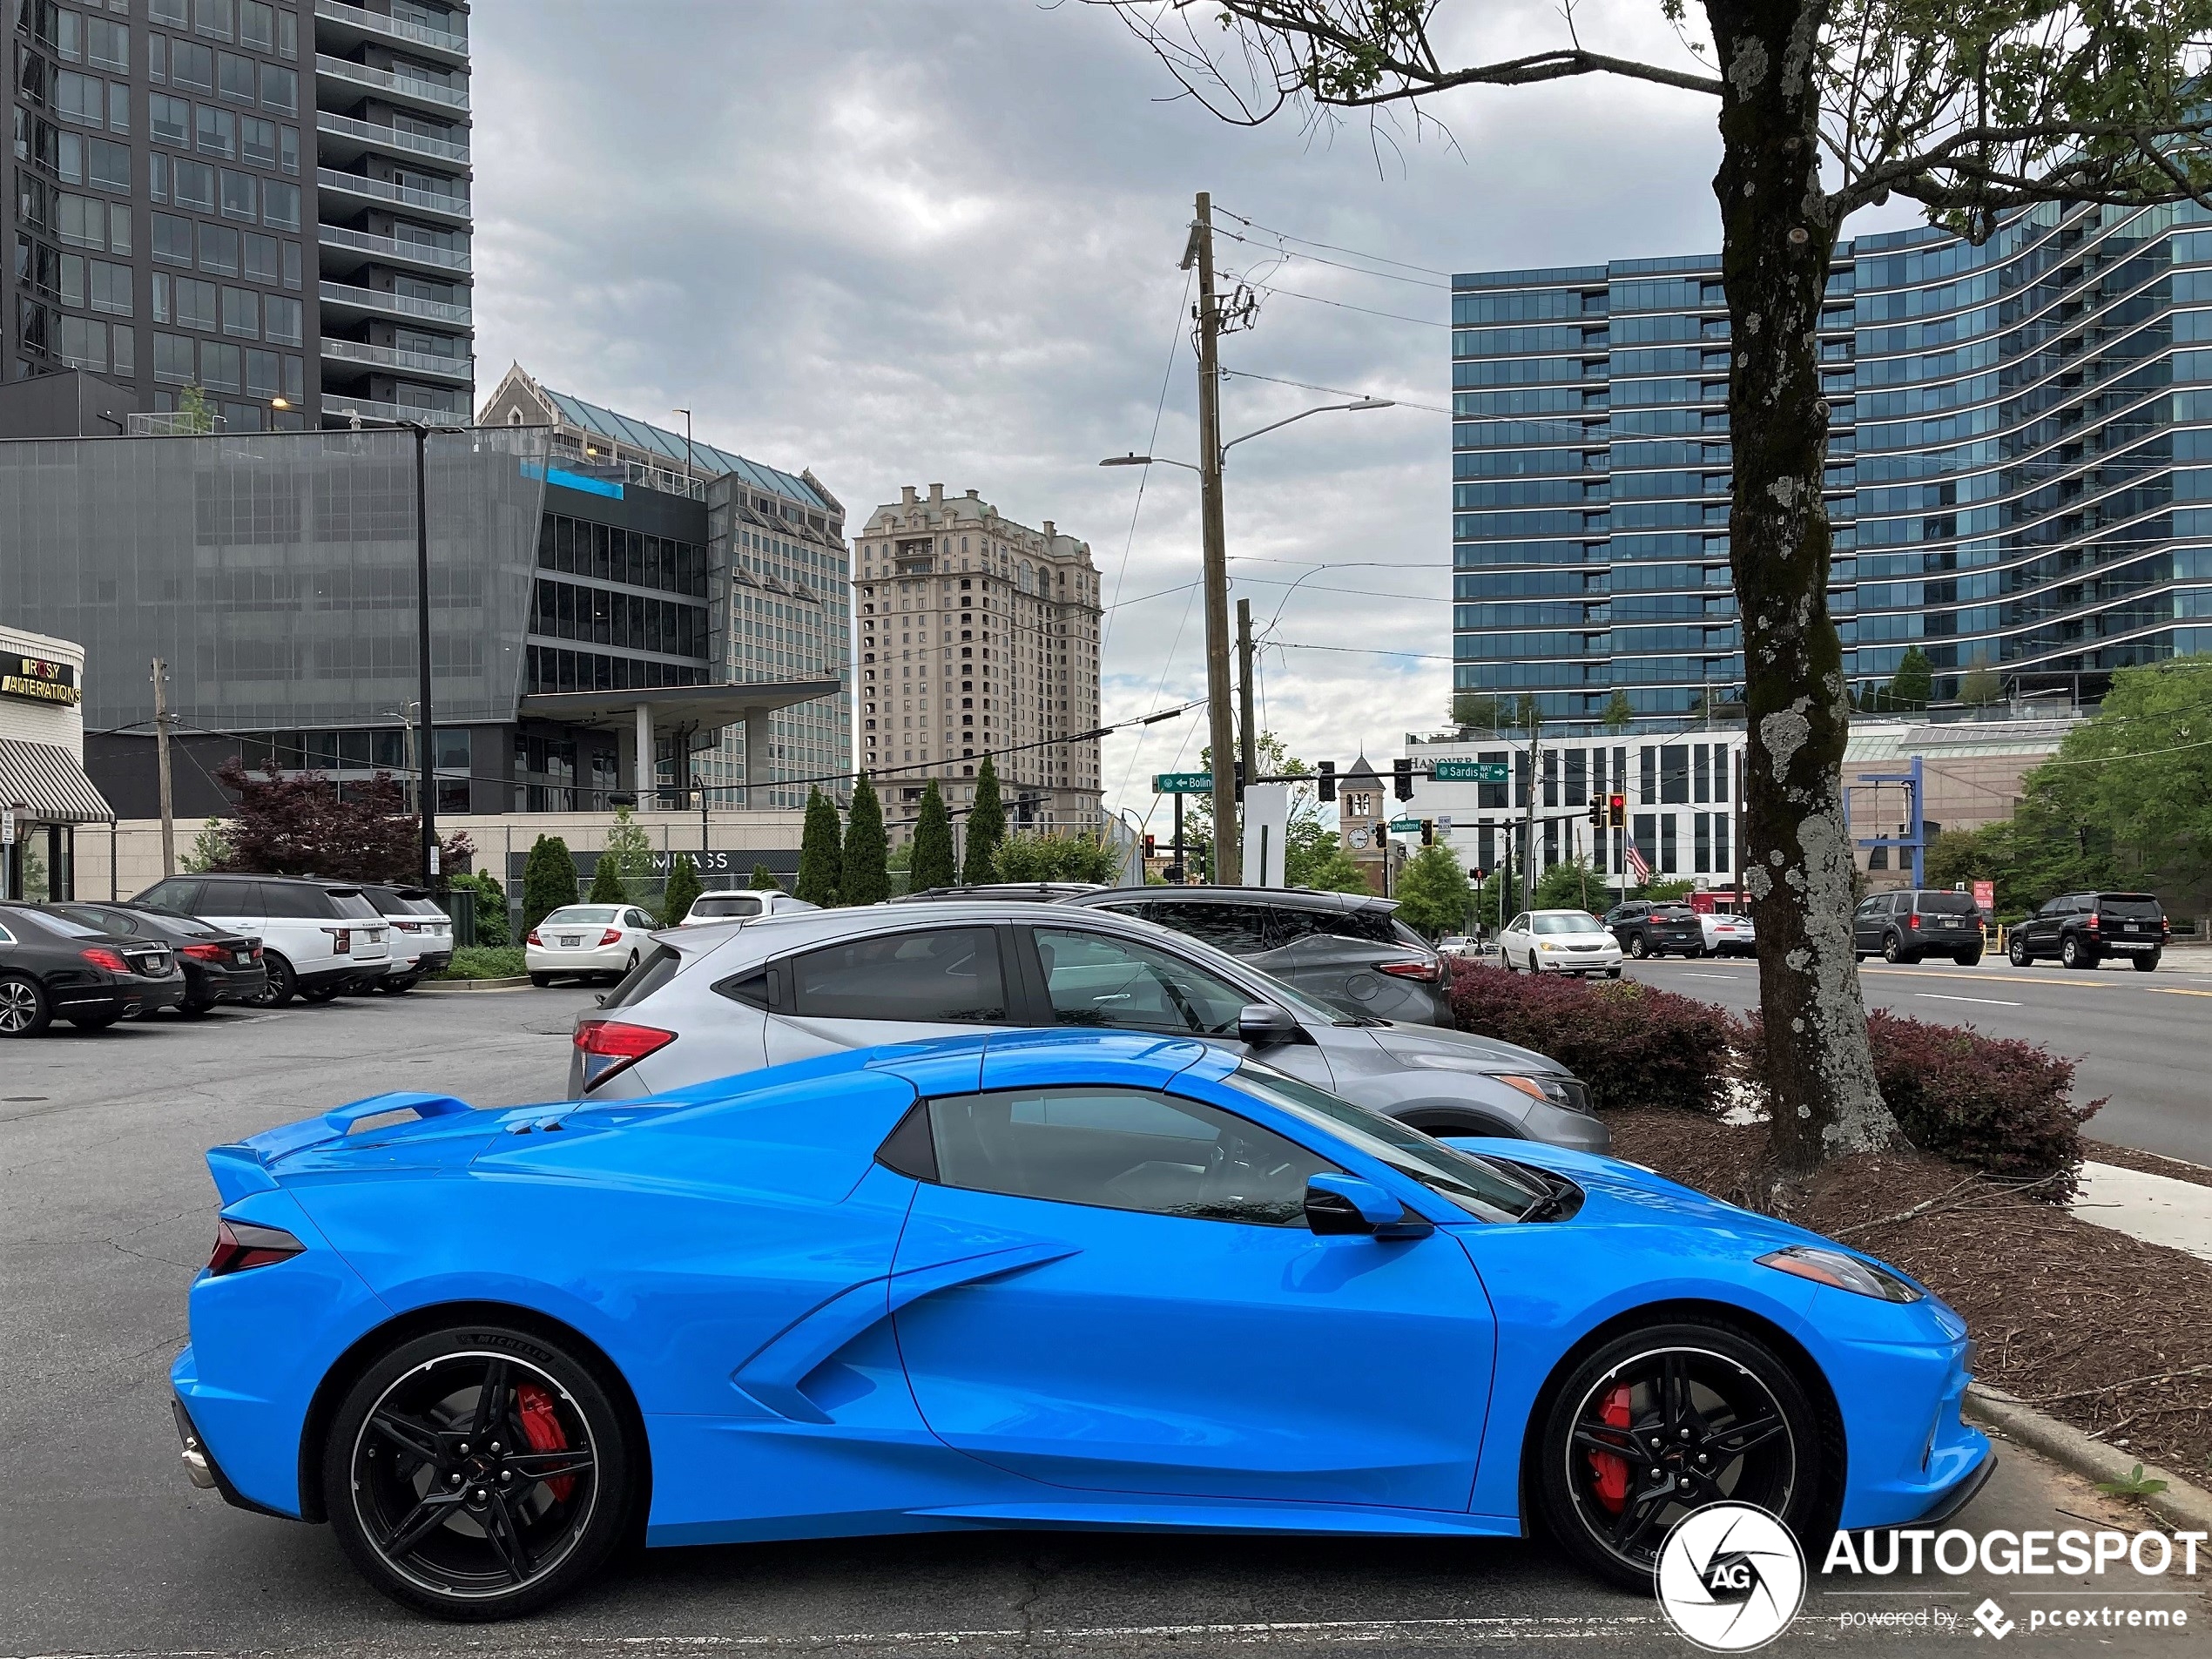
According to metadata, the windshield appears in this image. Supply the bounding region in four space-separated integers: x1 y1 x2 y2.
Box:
17 907 102 937
1915 893 1979 915
1225 1064 1550 1223
2096 894 2162 919
1531 912 1604 934
691 894 761 917
546 906 620 926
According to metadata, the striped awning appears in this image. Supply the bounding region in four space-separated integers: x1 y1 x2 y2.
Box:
0 739 114 825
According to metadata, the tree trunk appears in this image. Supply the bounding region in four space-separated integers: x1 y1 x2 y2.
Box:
1707 0 1897 1180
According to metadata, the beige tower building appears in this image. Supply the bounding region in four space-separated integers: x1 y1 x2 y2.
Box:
853 484 1103 846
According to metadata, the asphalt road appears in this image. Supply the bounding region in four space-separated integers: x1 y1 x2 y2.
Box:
2 990 2204 1657
1622 951 2212 1165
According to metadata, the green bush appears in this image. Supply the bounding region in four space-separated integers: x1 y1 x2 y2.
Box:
453 869 509 946
435 946 525 981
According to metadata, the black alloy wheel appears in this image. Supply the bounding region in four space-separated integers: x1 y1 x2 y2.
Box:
2008 933 2032 967
245 953 297 1008
325 1326 633 1620
1536 1320 1820 1592
0 975 52 1037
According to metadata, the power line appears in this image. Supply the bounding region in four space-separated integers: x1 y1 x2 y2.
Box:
1102 266 1192 656
1211 226 1453 291
1240 283 1450 330
1221 366 1454 417
1214 206 1455 280
1272 640 1457 663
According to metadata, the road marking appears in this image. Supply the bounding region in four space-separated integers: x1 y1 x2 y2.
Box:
1686 972 1735 980
1915 993 2021 1008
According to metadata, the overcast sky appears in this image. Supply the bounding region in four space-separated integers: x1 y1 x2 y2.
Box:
469 0 1743 827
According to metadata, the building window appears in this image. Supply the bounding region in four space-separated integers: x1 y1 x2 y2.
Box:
152 212 192 264
1659 815 1678 873
263 293 300 344
151 92 189 146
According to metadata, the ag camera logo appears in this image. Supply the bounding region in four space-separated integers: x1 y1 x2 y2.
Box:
1656 1502 1806 1651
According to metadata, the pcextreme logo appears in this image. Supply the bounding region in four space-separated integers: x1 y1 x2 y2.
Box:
1656 1502 1807 1651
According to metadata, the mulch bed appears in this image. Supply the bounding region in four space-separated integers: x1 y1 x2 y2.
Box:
2083 1139 2212 1192
1608 1108 2212 1484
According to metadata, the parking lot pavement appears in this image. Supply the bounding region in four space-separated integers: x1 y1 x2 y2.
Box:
1622 954 2212 1165
3 991 2204 1656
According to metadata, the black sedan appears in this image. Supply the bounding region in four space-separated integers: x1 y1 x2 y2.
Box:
0 902 186 1035
51 901 266 1015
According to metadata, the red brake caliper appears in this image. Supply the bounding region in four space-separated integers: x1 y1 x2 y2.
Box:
1588 1383 1633 1514
515 1382 576 1503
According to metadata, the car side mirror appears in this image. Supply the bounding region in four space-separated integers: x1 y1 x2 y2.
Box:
1237 1003 1301 1046
1304 1173 1433 1239
593 993 608 1008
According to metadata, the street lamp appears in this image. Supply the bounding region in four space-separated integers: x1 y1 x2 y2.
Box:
1099 395 1394 882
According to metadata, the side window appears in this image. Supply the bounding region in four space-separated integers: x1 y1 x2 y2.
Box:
923 1085 1338 1225
1507 914 1528 933
1144 901 1275 955
142 879 206 914
786 927 1006 1023
260 883 327 919
625 908 652 929
1308 907 1398 946
1034 927 1249 1036
1854 897 1880 918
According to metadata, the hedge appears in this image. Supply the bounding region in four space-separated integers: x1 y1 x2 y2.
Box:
1446 966 1735 1116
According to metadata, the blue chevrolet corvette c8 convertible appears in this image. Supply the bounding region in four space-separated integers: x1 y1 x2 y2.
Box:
170 1030 1992 1619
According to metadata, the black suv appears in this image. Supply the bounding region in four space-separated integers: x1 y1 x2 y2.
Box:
1062 887 1451 1026
1852 889 1986 966
2008 891 2168 971
1603 901 1706 959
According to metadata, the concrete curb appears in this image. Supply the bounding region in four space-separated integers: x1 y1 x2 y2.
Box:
1964 1384 2212 1532
417 975 533 993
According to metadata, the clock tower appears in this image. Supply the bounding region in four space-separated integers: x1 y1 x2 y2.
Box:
1336 754 1386 895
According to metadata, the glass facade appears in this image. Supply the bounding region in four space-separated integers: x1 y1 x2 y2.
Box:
0 424 544 809
1452 201 2212 724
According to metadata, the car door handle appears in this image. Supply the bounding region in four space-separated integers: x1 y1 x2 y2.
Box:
730 1243 1080 1423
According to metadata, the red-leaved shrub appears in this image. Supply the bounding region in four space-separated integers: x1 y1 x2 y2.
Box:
1447 966 1736 1116
1738 1009 2103 1199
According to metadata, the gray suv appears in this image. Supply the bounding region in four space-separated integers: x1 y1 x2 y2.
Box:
570 901 1605 1151
1063 887 1452 1026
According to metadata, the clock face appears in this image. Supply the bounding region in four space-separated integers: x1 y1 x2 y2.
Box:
1350 826 1372 850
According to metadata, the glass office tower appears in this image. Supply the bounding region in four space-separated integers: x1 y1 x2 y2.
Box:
1453 200 2212 725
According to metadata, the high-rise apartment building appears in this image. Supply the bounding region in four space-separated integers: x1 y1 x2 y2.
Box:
853 483 1102 842
1452 200 2212 726
481 367 851 811
6 0 474 431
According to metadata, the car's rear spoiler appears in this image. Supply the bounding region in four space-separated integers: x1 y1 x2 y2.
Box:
205 1092 477 1205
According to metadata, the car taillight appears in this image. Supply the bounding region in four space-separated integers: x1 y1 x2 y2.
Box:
1905 913 1919 929
393 920 422 933
328 928 352 954
251 944 264 961
179 942 231 963
2086 913 2100 931
1376 959 1440 981
599 928 623 947
79 947 130 973
573 1018 676 1089
207 1217 304 1276
526 927 543 946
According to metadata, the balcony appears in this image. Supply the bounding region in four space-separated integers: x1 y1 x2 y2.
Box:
322 392 465 427
319 278 471 327
315 109 469 168
318 221 470 275
320 336 475 383
318 166 471 226
315 52 469 115
314 0 469 67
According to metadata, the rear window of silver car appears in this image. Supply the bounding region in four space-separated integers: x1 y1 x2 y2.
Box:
689 894 763 919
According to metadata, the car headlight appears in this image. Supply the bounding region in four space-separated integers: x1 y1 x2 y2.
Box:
1496 1072 1572 1106
1537 940 1558 950
1757 1244 1924 1303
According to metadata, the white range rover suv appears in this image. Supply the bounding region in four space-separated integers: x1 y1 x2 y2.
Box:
137 873 389 1006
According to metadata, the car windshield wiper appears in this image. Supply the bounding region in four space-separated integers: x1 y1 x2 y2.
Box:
1332 1015 1391 1028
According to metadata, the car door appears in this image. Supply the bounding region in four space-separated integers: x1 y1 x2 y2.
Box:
1851 895 1885 953
760 923 1015 1067
1501 914 1531 968
1022 922 1339 1093
887 1077 1494 1510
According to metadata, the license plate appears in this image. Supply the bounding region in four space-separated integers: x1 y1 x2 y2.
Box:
2123 923 2140 932
560 935 581 948
234 950 252 967
1941 918 1961 927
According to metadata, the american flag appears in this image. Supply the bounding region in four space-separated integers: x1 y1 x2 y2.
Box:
1625 841 1652 883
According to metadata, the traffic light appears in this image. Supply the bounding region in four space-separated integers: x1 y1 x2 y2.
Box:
1393 757 1413 800
1142 833 1157 860
1471 867 1488 883
1316 759 1336 803
1588 793 1603 830
1420 819 1434 846
1608 792 1627 829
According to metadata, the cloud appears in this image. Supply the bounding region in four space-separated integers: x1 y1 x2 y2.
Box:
469 0 1731 825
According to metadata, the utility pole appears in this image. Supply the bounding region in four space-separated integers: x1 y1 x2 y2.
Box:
410 422 438 888
151 658 175 878
1187 190 1238 885
1521 718 1540 916
1236 597 1257 802
1171 791 1184 886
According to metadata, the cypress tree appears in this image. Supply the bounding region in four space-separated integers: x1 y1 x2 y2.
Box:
586 852 626 905
794 786 844 907
749 862 783 891
841 772 890 906
909 780 957 893
521 834 578 931
963 756 1005 884
658 852 704 927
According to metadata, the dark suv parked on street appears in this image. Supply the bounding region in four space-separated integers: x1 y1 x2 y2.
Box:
1603 900 1706 959
2008 891 2168 971
1062 887 1452 1026
1852 889 1986 966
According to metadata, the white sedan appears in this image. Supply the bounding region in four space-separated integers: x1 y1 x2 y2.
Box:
1700 908 1757 957
1498 909 1624 976
526 904 659 986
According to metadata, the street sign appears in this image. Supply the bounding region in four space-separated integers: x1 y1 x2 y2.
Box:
1430 759 1508 783
1436 815 1453 835
0 808 12 846
1153 772 1213 794
1388 817 1421 833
